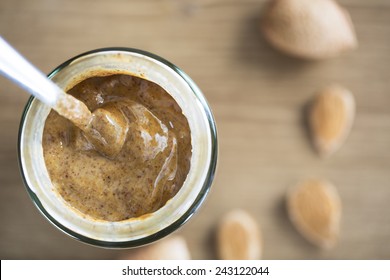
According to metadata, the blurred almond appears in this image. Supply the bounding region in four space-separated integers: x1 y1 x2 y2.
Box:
217 209 262 260
261 0 357 59
309 85 355 157
121 235 191 260
287 178 341 248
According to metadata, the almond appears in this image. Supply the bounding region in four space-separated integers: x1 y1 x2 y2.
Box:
287 178 341 248
217 209 262 260
308 85 355 157
121 236 191 260
261 0 357 59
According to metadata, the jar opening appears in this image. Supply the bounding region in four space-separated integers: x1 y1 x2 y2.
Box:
18 48 217 248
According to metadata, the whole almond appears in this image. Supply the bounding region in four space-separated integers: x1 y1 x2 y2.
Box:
261 0 357 59
308 85 355 157
120 235 191 260
287 178 341 248
217 209 262 260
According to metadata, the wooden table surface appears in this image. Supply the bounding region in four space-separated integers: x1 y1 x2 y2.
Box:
1 0 389 260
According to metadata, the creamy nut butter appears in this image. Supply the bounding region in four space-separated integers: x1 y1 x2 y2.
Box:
42 74 192 221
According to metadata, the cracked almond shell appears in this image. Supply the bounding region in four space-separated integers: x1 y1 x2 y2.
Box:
287 178 342 248
261 0 357 59
217 209 262 260
309 85 355 157
121 236 191 260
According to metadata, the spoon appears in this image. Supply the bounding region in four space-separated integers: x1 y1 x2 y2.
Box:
0 36 128 158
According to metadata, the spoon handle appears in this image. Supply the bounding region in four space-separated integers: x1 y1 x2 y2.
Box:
0 36 61 105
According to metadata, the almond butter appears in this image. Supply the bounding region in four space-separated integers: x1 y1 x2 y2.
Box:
308 85 355 157
120 235 191 260
261 0 357 59
287 178 341 248
217 209 262 260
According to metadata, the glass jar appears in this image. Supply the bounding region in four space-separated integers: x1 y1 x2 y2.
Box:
18 48 217 248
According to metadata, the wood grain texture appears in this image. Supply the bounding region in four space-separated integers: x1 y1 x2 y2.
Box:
0 0 389 259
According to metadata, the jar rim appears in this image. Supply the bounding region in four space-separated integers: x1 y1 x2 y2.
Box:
18 47 218 248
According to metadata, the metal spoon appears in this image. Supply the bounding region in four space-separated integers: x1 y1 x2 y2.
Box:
0 36 127 158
